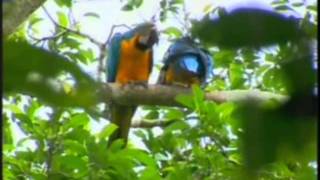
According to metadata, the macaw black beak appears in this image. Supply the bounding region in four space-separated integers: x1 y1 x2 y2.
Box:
139 25 159 48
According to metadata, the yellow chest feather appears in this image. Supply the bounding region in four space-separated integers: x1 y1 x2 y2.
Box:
116 37 152 84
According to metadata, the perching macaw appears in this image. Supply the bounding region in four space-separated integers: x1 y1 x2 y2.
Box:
158 37 213 87
106 23 158 147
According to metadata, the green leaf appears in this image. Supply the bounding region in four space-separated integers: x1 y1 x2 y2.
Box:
140 167 161 180
57 11 69 27
203 4 214 14
165 108 184 120
265 53 277 62
164 27 183 38
108 139 125 152
262 68 285 91
175 94 194 109
255 64 272 77
4 104 23 114
16 137 33 147
229 62 245 88
65 128 91 143
126 149 157 167
65 113 90 129
134 129 147 140
159 9 167 22
31 173 47 180
209 78 226 90
63 37 81 49
4 115 14 146
164 120 189 133
213 50 237 68
160 0 167 8
306 5 317 12
122 4 133 11
192 85 204 104
144 110 159 119
26 99 41 119
55 0 72 7
166 165 193 179
229 153 242 165
271 0 288 5
83 12 100 19
173 0 184 4
274 5 294 11
241 48 258 63
54 154 87 173
15 151 34 162
4 165 16 179
63 139 87 155
64 51 88 64
14 113 34 133
291 2 304 7
98 123 118 140
121 0 143 11
82 48 95 63
29 16 43 26
300 15 317 39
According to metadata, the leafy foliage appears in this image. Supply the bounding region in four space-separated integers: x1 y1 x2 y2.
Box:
191 7 304 48
4 40 99 107
3 0 317 179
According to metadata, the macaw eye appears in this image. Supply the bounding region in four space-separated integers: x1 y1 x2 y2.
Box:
178 55 201 74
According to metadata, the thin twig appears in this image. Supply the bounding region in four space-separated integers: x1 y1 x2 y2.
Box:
172 13 187 31
41 5 130 82
106 24 131 44
41 5 109 81
182 2 191 36
42 6 103 47
27 30 67 45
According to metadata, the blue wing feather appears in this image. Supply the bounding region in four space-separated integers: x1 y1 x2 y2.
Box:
178 55 201 74
107 33 123 82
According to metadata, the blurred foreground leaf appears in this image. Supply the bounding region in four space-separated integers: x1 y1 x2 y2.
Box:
4 40 99 107
191 7 303 48
236 99 317 175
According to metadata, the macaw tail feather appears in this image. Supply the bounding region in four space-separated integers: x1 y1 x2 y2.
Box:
107 104 136 147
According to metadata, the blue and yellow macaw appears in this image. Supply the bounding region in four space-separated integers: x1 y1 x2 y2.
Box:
107 23 158 147
158 37 213 87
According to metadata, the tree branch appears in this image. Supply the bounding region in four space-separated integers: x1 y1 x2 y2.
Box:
131 119 176 128
3 0 46 37
102 83 288 107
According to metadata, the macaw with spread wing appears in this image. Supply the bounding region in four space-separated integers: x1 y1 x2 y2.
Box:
107 23 158 147
158 37 213 87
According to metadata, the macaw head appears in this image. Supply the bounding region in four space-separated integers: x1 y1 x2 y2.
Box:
132 23 159 50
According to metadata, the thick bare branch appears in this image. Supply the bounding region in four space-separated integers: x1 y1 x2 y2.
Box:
102 83 288 107
3 0 46 37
